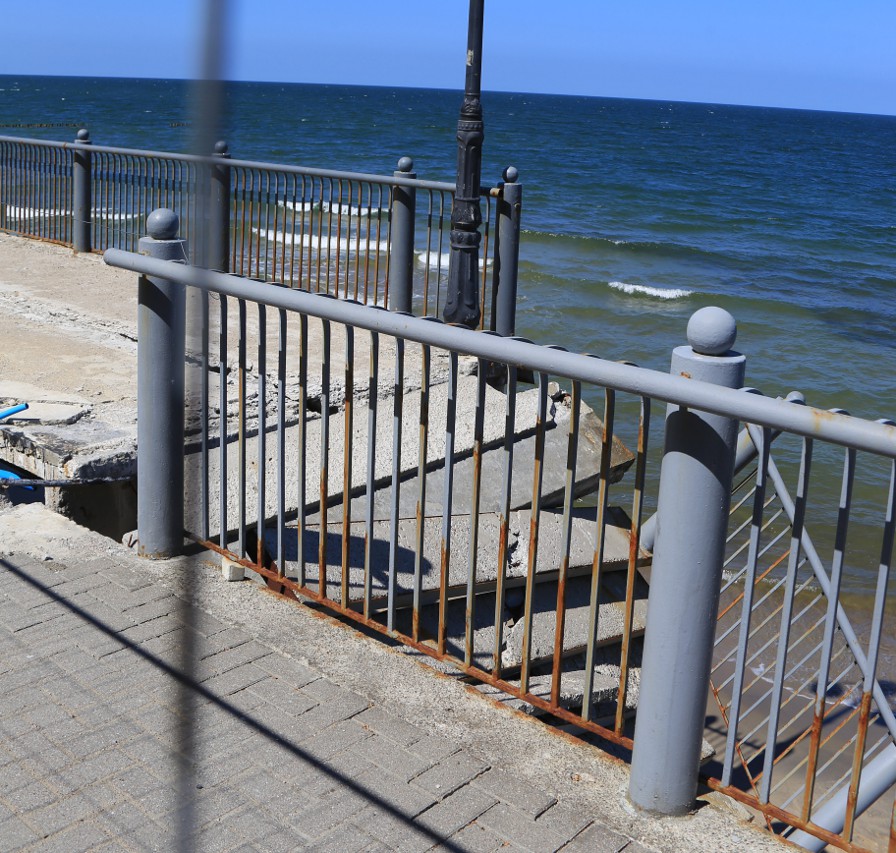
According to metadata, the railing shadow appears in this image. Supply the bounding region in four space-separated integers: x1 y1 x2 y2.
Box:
1 555 466 851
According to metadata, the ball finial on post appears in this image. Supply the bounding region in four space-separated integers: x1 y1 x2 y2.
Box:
687 306 737 356
502 165 519 184
76 128 90 142
214 140 229 156
397 156 414 173
146 208 180 241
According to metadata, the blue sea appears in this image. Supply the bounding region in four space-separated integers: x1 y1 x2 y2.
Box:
2 75 895 594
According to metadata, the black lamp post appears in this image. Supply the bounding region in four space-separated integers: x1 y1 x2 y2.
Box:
443 0 485 328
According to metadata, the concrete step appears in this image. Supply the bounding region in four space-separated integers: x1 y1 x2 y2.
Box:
187 371 636 540
261 505 649 606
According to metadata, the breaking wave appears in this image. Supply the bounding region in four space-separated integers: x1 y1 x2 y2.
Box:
608 281 693 300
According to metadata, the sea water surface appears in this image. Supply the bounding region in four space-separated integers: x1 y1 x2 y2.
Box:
2 75 895 593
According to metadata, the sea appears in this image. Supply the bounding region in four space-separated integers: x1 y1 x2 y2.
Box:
1 75 895 604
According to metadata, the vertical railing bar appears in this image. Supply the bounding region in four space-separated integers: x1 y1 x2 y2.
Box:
218 303 228 551
255 305 267 567
438 351 458 656
200 288 210 541
296 313 308 586
363 331 379 618
581 388 616 722
341 326 354 608
464 358 487 667
722 426 772 786
759 437 813 803
520 372 548 695
803 445 857 819
614 391 651 735
277 308 286 576
550 380 581 708
413 344 431 642
387 337 405 632
237 298 248 557
319 319 331 599
843 457 896 841
492 363 516 679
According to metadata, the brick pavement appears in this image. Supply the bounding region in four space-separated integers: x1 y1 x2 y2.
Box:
0 551 649 853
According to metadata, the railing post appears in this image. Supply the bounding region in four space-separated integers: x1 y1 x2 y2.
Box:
136 208 188 558
209 140 231 272
494 166 521 336
629 306 746 815
390 156 416 313
72 128 92 253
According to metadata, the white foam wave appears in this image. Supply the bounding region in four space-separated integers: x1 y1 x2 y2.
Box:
252 227 390 254
4 205 70 219
321 201 384 217
608 281 692 300
277 200 320 213
414 250 493 271
95 209 141 222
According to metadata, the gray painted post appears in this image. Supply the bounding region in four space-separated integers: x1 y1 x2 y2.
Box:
136 209 188 558
494 166 521 336
390 156 416 313
72 128 92 253
629 306 746 815
209 140 231 272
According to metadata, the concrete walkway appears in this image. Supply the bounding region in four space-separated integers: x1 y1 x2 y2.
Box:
0 504 785 853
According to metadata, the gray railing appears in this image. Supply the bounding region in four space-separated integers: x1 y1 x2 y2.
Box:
104 212 896 853
0 132 522 332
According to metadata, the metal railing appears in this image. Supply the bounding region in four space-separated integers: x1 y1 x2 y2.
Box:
105 216 896 853
0 132 521 332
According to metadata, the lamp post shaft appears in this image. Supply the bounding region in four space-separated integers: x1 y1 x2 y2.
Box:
444 0 485 328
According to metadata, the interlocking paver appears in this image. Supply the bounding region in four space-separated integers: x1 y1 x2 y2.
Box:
471 766 557 817
411 752 489 799
0 550 750 853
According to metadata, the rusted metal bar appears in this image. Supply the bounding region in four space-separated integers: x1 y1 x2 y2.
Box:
438 351 458 656
464 359 487 667
519 372 548 696
363 331 379 619
341 326 354 608
550 380 580 708
387 338 405 632
413 344 431 642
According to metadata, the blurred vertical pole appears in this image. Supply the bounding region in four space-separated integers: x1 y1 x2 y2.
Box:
175 2 230 851
444 0 485 328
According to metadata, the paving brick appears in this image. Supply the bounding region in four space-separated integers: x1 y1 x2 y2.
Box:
448 820 508 852
198 642 274 677
247 675 319 714
21 793 99 837
556 820 633 853
120 615 180 644
295 691 368 732
411 752 489 799
415 782 498 837
476 802 580 852
352 732 438 783
534 801 594 841
301 718 373 761
251 652 319 688
354 706 426 748
405 733 459 764
200 662 270 696
349 806 437 853
0 815 41 848
471 767 557 818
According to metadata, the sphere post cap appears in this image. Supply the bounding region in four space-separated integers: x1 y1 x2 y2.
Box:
503 165 519 183
76 128 90 141
687 306 737 356
146 208 180 241
397 156 414 173
214 140 229 155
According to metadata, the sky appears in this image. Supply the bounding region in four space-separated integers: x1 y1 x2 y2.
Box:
2 0 894 116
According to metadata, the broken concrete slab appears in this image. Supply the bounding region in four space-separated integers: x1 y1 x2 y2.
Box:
501 573 650 669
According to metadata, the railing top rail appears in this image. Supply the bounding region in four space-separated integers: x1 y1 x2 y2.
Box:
0 133 472 194
103 247 896 459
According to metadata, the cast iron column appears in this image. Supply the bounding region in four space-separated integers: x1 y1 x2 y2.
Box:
444 0 485 328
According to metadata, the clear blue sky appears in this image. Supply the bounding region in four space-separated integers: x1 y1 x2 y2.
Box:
2 0 894 116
